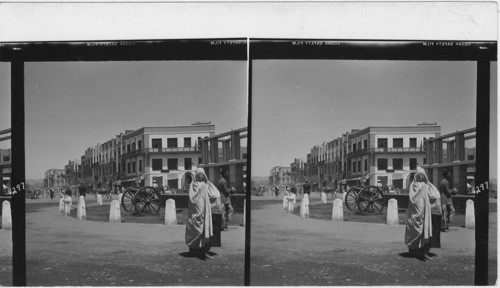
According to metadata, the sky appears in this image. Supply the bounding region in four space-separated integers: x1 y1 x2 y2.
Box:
0 62 10 149
252 60 497 179
24 61 247 179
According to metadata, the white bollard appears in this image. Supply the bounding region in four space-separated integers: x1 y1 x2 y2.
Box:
241 199 246 227
283 196 287 211
77 196 86 220
331 198 344 221
97 194 103 206
386 198 399 226
287 198 294 213
109 200 121 223
300 194 310 218
164 199 177 226
2 200 12 230
118 193 123 204
465 199 475 229
59 198 65 215
63 195 72 216
321 192 327 204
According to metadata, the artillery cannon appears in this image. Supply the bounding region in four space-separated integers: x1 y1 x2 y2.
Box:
344 185 384 213
121 186 161 215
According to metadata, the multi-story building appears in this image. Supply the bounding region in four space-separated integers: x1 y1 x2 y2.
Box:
346 124 441 189
64 159 81 187
0 148 11 188
199 127 247 193
120 124 215 190
290 157 306 184
44 169 66 189
269 166 292 187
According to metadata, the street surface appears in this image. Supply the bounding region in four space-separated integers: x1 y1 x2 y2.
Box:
24 196 245 286
250 192 493 286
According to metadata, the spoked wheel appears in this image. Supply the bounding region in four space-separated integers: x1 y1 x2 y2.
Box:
344 187 361 211
358 185 384 213
121 187 139 213
136 186 161 215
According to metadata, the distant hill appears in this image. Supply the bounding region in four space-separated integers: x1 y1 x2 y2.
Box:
26 179 44 185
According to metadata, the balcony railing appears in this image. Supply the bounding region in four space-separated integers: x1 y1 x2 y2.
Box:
348 147 423 157
122 147 199 158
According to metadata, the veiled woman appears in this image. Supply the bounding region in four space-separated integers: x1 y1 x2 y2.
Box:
405 167 433 259
185 169 213 260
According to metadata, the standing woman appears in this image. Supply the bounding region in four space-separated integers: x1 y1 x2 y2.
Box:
405 168 433 260
185 169 213 260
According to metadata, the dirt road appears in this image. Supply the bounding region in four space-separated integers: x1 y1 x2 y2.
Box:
25 197 245 286
250 193 478 286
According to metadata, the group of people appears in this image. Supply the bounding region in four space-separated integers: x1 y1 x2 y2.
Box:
185 168 236 260
405 168 456 260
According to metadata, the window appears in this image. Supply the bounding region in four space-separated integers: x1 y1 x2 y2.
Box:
410 138 417 148
132 161 136 173
167 158 178 170
377 158 388 170
132 143 136 151
393 138 403 148
184 158 192 170
2 156 9 162
198 157 202 165
138 140 142 150
127 144 131 153
352 143 356 152
363 139 368 149
184 137 191 147
410 158 417 170
377 138 388 148
167 138 178 148
393 158 403 170
152 139 162 149
364 159 368 171
139 160 143 173
127 162 131 174
357 161 361 173
152 159 163 171
352 161 356 173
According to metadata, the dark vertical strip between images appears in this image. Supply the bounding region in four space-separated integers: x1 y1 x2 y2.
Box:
11 57 26 286
474 60 490 285
244 42 251 286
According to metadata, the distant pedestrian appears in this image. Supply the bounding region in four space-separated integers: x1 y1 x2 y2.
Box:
218 169 234 230
274 186 279 198
303 180 311 196
78 183 86 198
49 189 55 202
153 181 158 189
439 169 456 232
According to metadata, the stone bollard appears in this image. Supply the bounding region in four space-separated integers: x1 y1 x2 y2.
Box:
109 200 121 223
1 200 12 230
77 196 86 220
97 194 103 206
164 199 177 226
287 198 294 213
283 195 287 211
331 198 344 221
465 199 475 229
59 198 65 215
300 194 310 218
386 198 399 226
321 192 327 204
63 196 72 216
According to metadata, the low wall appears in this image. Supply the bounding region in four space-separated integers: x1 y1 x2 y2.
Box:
159 194 246 212
383 194 476 213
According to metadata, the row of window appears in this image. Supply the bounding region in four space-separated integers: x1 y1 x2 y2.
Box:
350 158 419 173
125 157 201 174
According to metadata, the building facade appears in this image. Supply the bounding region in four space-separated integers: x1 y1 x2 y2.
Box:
64 159 82 187
346 125 441 189
290 157 306 184
119 124 215 190
0 148 11 187
44 169 66 189
269 166 292 187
